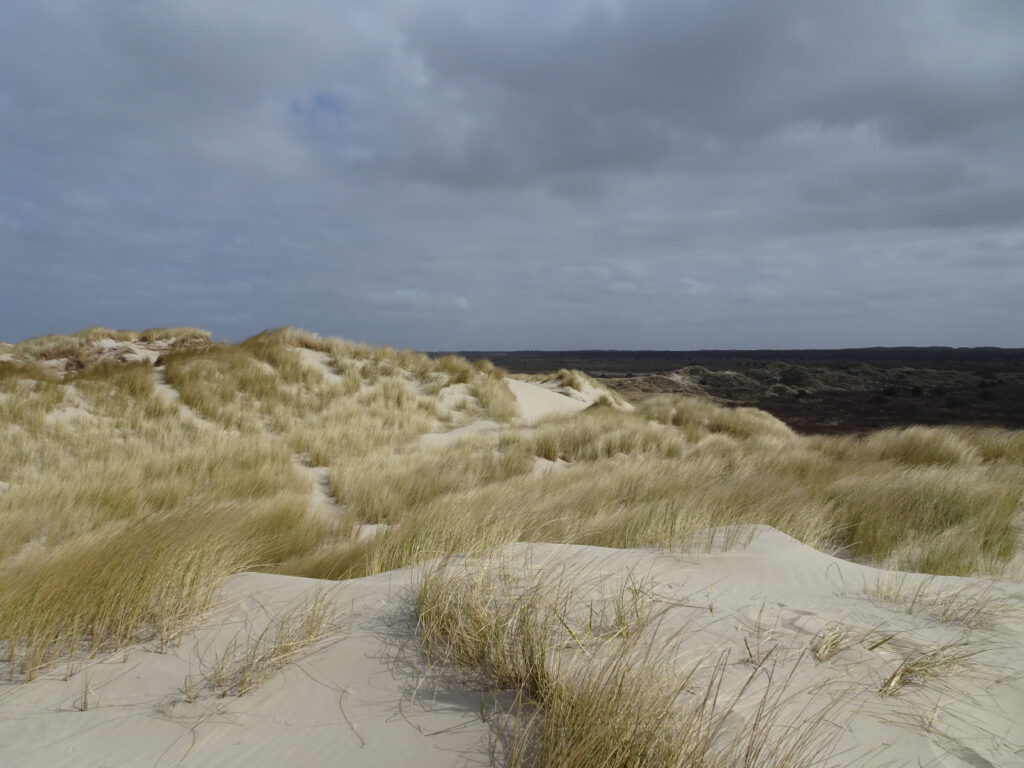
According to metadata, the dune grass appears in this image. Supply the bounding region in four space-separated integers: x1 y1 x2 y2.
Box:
8 327 211 373
864 575 1020 630
335 412 1021 578
859 426 982 466
72 327 139 342
208 588 341 697
877 640 990 696
829 465 1020 573
0 363 310 563
519 649 841 768
417 554 842 768
0 501 310 679
0 341 333 676
1 325 1022 683
0 327 532 675
810 623 855 662
416 554 671 711
469 374 520 421
638 393 795 441
329 438 535 525
500 408 687 461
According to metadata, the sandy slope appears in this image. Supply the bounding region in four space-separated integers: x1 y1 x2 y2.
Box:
417 380 590 446
2 527 1021 767
506 379 591 423
418 419 502 448
0 569 503 768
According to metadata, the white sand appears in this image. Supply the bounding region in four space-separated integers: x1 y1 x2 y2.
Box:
294 347 344 384
151 366 183 406
0 570 505 768
99 340 163 364
295 461 344 522
3 526 1021 767
418 377 601 445
152 366 217 430
506 378 591 424
352 522 391 541
418 419 501 447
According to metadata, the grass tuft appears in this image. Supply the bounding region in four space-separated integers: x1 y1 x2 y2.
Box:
878 640 989 696
865 575 1020 629
417 553 843 768
810 623 854 662
209 588 341 697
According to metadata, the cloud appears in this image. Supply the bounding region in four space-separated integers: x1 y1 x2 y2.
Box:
367 288 471 312
1 0 1022 348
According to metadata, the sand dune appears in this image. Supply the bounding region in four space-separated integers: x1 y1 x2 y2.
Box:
506 378 592 423
2 328 1023 767
2 527 1022 767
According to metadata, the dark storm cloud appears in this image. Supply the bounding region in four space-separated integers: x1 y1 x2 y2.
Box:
402 2 1024 196
1 0 1022 348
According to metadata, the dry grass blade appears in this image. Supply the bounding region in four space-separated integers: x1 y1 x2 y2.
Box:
209 589 341 697
512 634 845 768
416 554 660 691
810 623 854 662
866 575 1021 629
417 554 845 768
878 640 990 696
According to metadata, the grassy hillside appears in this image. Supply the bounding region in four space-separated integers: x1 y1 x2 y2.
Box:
1 326 1022 682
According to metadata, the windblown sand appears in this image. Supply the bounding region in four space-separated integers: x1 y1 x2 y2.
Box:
1 527 1021 767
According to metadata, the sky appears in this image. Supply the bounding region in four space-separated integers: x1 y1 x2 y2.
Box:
2 0 1023 350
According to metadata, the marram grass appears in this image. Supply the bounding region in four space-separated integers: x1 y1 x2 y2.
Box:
0 325 1022 682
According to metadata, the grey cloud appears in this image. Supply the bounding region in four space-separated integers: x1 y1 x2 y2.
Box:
405 2 1024 158
367 288 471 312
1 0 1022 348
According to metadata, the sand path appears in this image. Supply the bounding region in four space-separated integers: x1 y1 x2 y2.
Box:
417 419 501 448
152 366 216 430
292 454 345 524
295 348 344 385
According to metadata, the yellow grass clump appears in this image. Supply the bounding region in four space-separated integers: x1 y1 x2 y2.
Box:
501 408 687 462
416 555 842 768
859 425 982 466
0 501 319 679
11 327 211 370
208 588 342 697
330 438 534 524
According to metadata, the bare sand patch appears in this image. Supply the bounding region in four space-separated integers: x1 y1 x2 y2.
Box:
506 378 590 424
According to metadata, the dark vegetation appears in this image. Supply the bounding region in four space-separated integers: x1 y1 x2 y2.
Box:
455 348 1024 434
